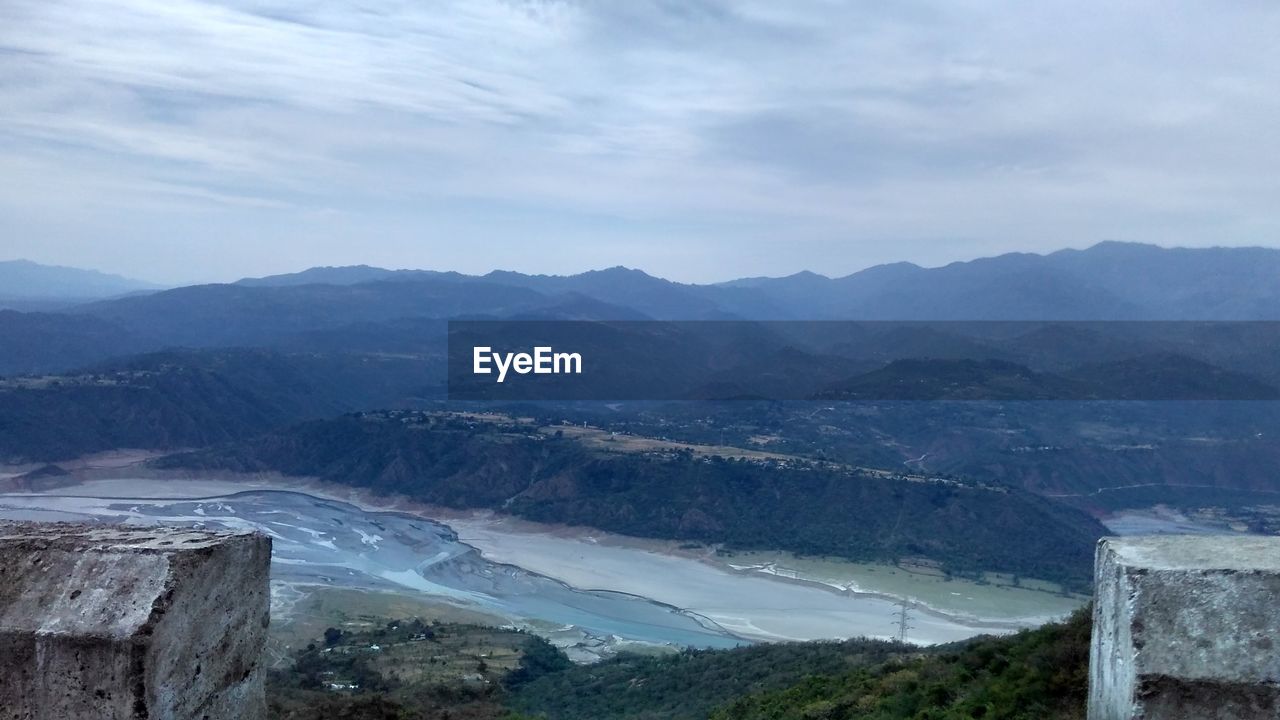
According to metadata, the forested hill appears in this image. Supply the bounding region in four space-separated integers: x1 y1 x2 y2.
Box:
506 608 1091 720
509 635 913 720
158 411 1105 590
268 607 1092 720
0 350 438 462
708 608 1090 720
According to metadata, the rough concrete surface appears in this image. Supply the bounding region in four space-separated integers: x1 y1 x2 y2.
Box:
1090 535 1280 720
0 522 271 720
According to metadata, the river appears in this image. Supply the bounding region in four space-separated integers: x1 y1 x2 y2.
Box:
0 475 1038 656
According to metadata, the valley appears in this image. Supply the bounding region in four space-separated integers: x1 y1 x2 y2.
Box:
0 466 1077 660
2 249 1279 719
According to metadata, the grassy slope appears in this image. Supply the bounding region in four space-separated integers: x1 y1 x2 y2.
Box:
268 619 564 720
268 609 1091 720
711 608 1090 720
508 639 912 720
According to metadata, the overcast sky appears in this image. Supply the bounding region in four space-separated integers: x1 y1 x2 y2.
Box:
2 0 1278 284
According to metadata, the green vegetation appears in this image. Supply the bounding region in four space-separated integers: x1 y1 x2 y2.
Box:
161 411 1104 590
507 637 911 720
268 610 1090 720
553 398 1280 508
712 608 1090 720
268 619 560 720
0 349 432 462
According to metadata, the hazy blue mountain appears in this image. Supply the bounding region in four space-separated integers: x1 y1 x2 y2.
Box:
1046 241 1280 318
0 310 153 376
0 259 161 303
484 266 738 320
496 292 653 321
235 264 401 286
716 242 1280 319
73 276 558 346
715 250 1138 319
238 265 746 319
0 282 650 375
223 242 1280 322
235 265 472 287
1065 353 1280 400
0 298 95 312
7 241 1280 377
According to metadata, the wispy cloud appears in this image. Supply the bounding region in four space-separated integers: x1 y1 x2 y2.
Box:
1 0 1278 282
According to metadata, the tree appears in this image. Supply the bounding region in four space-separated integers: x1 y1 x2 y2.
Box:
324 627 344 646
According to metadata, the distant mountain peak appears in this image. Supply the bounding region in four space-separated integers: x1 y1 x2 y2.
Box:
310 263 385 271
0 259 161 301
1051 240 1164 257
581 266 656 279
842 260 922 276
785 270 830 280
485 266 655 282
236 265 401 287
1087 239 1161 250
713 269 832 289
1062 240 1280 258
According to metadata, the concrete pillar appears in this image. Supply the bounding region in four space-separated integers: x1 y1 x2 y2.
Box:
0 522 271 720
1090 535 1280 720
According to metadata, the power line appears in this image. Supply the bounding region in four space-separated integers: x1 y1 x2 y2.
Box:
891 599 915 644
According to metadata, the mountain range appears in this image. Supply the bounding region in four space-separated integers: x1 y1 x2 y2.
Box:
4 241 1280 376
6 241 1280 592
222 241 1280 321
0 259 161 310
16 240 1280 320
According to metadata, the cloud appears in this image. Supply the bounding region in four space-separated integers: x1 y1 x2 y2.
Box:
0 0 1278 282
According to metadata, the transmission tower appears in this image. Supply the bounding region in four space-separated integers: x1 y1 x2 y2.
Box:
891 599 915 643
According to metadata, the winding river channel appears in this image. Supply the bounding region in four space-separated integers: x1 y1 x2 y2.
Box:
0 475 1041 655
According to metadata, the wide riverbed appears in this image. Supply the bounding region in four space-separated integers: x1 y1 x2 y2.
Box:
0 475 1042 653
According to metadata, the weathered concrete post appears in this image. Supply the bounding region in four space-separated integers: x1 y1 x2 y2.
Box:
1090 535 1280 720
0 522 271 720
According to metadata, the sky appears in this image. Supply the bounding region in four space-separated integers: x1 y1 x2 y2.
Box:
1 0 1278 285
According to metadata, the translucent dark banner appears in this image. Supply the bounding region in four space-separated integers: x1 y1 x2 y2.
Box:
446 321 1280 401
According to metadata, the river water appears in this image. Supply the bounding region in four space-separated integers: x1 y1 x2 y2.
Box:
0 487 739 651
0 478 1026 652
